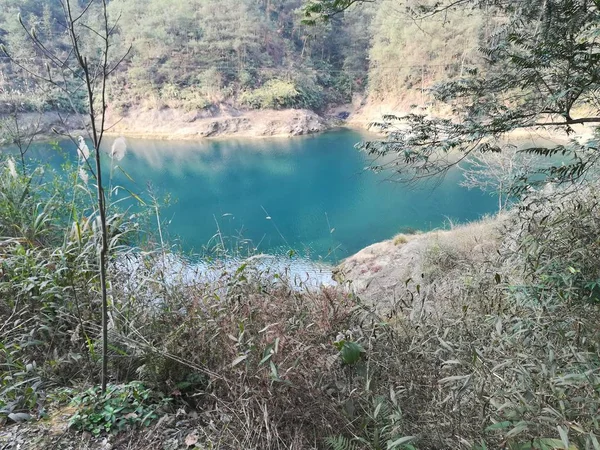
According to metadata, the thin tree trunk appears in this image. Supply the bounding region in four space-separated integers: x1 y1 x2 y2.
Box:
421 65 425 105
64 0 111 393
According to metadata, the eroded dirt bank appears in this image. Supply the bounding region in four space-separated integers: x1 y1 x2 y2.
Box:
336 215 507 315
0 106 339 143
103 106 334 140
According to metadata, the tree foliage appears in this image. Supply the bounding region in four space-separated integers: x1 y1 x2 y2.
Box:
304 0 600 185
370 1 600 182
0 0 373 112
368 0 484 101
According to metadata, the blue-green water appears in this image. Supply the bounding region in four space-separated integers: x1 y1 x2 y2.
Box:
9 129 497 262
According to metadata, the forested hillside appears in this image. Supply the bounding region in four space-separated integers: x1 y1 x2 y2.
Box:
368 0 486 104
2 0 600 449
0 0 369 113
0 0 489 115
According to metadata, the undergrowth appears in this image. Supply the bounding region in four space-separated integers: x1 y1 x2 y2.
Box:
68 382 171 436
0 155 599 449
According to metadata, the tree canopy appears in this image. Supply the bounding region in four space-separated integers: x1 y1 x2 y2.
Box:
0 0 497 117
307 0 600 185
0 0 373 112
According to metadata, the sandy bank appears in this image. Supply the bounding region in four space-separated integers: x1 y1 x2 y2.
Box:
347 100 596 143
0 107 342 143
4 98 591 144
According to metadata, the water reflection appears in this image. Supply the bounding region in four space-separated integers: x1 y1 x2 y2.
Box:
4 129 499 262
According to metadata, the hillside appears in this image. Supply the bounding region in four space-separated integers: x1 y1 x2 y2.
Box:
2 0 600 448
0 0 370 116
0 0 490 126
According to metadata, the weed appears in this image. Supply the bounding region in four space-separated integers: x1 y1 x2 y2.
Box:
68 382 171 436
393 234 409 245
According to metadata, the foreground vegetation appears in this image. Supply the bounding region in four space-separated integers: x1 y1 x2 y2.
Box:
0 151 599 449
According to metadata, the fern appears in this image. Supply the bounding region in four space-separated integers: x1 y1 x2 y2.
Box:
325 435 358 450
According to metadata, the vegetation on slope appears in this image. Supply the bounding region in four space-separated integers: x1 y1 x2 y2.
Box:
0 0 372 114
0 0 494 116
367 0 485 104
1 152 600 449
0 0 599 449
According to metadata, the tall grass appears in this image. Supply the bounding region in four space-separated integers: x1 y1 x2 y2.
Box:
0 155 599 449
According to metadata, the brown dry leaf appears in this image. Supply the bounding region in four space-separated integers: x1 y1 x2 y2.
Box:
184 433 199 447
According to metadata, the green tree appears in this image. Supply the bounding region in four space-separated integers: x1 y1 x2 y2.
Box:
2 0 130 393
307 0 600 184
368 0 483 102
1 0 374 112
0 0 69 111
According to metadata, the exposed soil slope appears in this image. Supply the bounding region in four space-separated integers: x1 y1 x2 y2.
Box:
336 215 506 315
103 106 333 140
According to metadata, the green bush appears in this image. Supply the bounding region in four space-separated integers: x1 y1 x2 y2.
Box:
293 71 326 110
240 76 327 110
68 382 171 436
159 84 212 111
197 67 225 102
0 354 41 423
240 79 301 109
0 155 145 422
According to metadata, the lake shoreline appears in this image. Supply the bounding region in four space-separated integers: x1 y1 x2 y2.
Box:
0 107 344 143
103 109 599 144
103 106 343 140
335 214 506 311
2 105 590 145
8 129 498 261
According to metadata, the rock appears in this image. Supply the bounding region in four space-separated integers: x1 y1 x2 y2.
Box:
99 106 330 140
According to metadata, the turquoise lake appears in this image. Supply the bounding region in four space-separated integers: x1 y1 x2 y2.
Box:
10 129 498 262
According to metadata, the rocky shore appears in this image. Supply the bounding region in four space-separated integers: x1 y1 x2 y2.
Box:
102 106 339 140
0 106 345 143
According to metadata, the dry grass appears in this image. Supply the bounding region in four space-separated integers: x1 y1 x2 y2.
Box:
419 215 507 307
392 233 410 245
1 159 599 449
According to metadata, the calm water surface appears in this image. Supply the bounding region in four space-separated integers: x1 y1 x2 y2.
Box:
12 129 497 262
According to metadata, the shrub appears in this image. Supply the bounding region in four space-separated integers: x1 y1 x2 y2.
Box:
240 75 327 110
393 234 409 245
293 71 326 110
240 79 301 109
68 382 171 436
159 84 212 111
0 155 144 424
509 185 600 304
197 67 224 103
0 355 41 423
